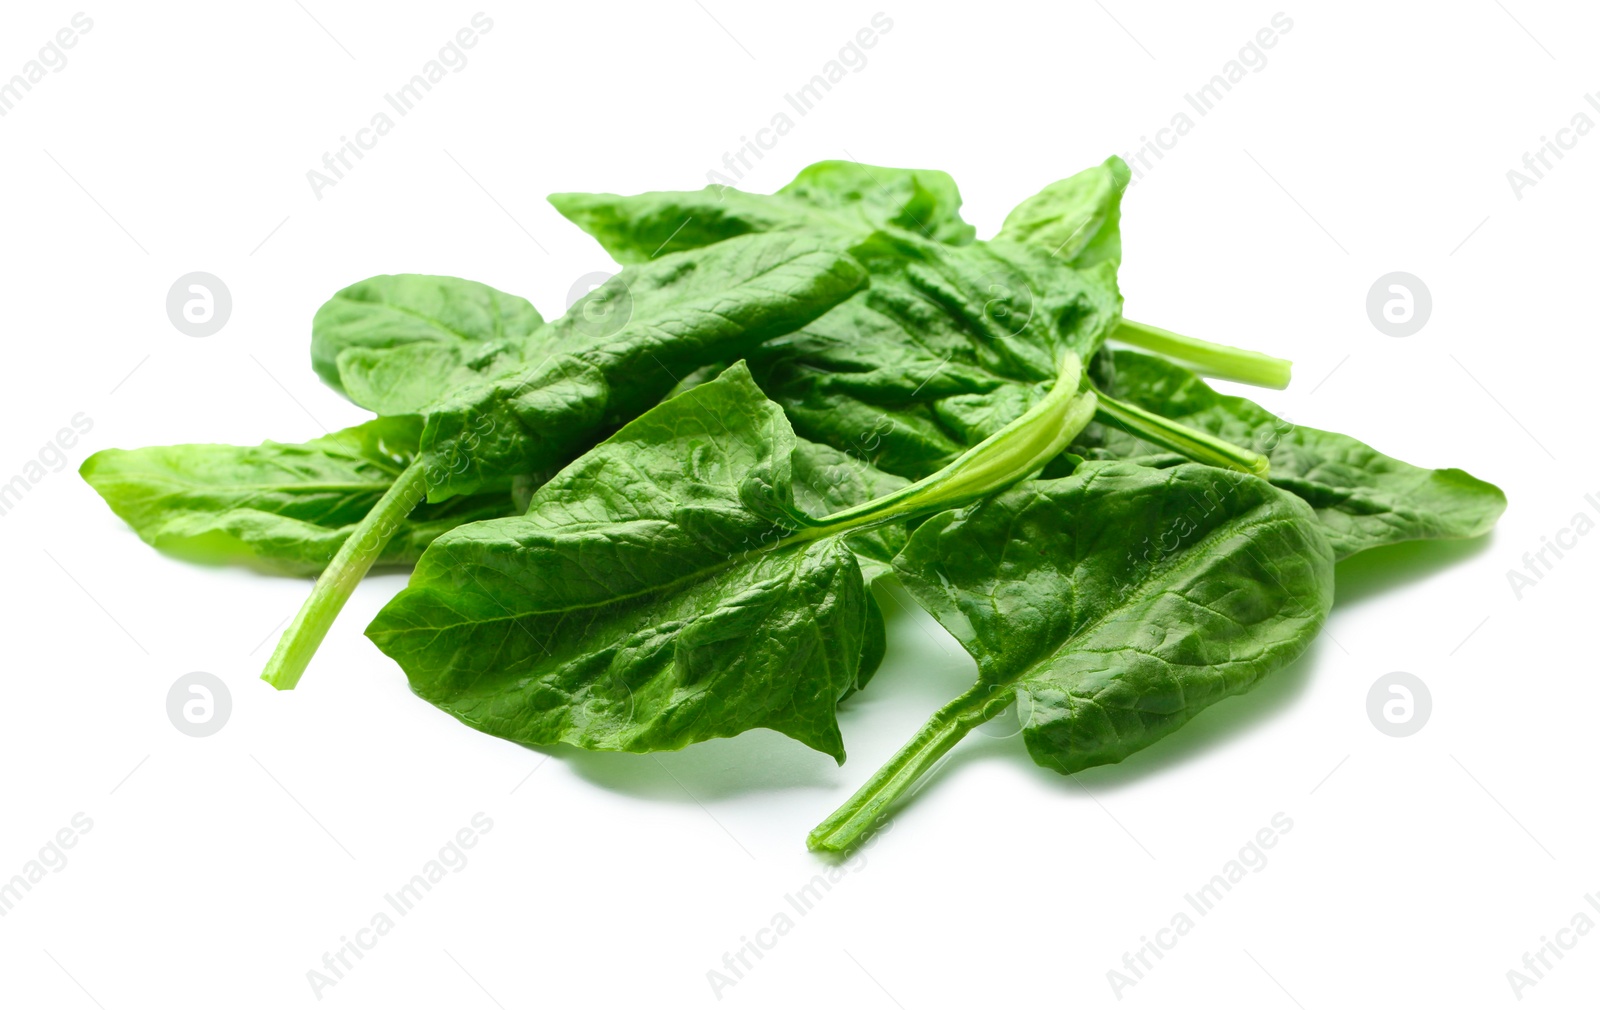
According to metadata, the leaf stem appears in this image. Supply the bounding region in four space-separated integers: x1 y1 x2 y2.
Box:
260 459 429 690
1095 393 1270 476
1114 319 1292 390
808 683 1010 854
808 353 1096 535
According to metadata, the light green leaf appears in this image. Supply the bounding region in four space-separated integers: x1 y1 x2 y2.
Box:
311 274 545 409
80 417 514 576
996 155 1130 273
549 161 974 264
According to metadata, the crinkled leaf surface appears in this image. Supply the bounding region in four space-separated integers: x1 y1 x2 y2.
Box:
417 233 866 500
749 231 1121 477
79 417 514 575
368 364 877 761
553 159 1129 480
1075 350 1508 559
790 438 909 582
311 274 546 410
549 160 974 265
895 461 1334 773
790 438 910 696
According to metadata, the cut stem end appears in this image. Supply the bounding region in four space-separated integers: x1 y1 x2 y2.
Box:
260 459 429 691
1114 318 1292 390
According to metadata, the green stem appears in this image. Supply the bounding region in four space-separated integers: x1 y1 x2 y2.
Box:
809 683 1010 854
811 353 1097 534
261 460 429 691
1096 393 1270 476
1114 319 1292 390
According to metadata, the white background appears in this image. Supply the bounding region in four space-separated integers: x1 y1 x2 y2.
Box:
1 2 1595 1007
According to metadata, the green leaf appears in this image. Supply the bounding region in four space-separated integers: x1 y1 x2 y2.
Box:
750 231 1120 477
778 160 976 246
553 159 1134 481
549 161 974 264
996 155 1130 273
850 590 890 700
79 417 514 576
311 275 545 409
901 463 1333 770
790 437 911 698
810 460 1334 853
789 437 909 583
262 233 866 691
368 363 872 760
417 232 868 499
1077 349 1508 559
372 347 1099 756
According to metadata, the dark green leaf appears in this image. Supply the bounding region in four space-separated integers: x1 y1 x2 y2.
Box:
850 590 890 699
368 363 875 760
790 437 909 581
259 233 865 690
553 159 1132 482
790 437 910 698
1077 349 1508 559
750 231 1119 477
417 233 867 499
897 462 1333 772
810 460 1333 853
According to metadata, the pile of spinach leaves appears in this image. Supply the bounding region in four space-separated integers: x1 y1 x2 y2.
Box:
84 156 1504 854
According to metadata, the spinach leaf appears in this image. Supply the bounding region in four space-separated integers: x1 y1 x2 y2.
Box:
995 158 1293 390
996 155 1129 274
413 233 867 501
368 363 869 759
748 228 1123 478
74 152 1512 859
790 438 909 697
79 418 514 575
370 353 1098 758
810 460 1335 853
554 157 1274 477
261 233 868 689
552 163 1125 479
312 274 546 411
789 437 909 583
1077 349 1509 559
549 161 974 265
